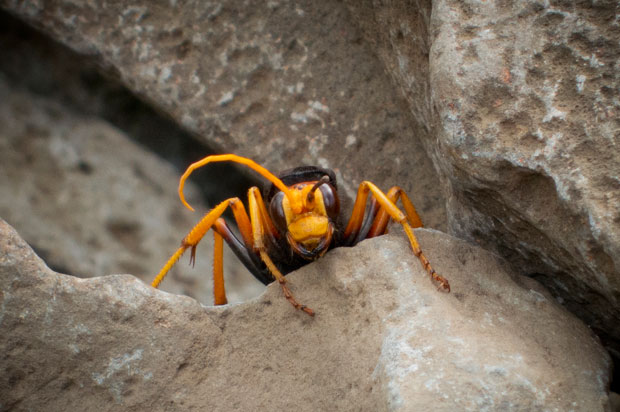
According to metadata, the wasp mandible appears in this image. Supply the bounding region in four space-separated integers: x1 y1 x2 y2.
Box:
151 154 450 316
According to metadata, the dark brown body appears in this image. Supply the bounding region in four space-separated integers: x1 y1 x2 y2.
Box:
152 154 449 316
220 166 377 285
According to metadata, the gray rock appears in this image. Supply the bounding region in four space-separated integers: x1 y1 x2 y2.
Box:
0 75 262 305
2 0 446 230
2 0 618 399
0 219 612 411
344 0 620 360
430 0 620 356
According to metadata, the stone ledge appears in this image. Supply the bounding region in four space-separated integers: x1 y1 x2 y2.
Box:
0 219 612 411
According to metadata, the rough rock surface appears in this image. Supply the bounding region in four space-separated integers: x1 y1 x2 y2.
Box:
0 219 612 411
2 0 619 396
0 1 446 229
0 75 261 305
344 0 620 360
4 0 617 357
430 0 620 359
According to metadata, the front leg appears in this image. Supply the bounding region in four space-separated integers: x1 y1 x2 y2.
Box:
247 187 315 316
151 198 239 289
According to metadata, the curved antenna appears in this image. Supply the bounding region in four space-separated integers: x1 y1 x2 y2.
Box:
178 154 300 213
306 175 331 203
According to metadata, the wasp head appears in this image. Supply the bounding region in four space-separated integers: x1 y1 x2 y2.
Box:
269 176 340 259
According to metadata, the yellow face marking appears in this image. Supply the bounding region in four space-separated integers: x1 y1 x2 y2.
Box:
282 184 327 222
288 215 330 242
281 183 330 244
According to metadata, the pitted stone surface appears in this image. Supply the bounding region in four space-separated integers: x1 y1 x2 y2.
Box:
344 0 620 360
0 219 612 411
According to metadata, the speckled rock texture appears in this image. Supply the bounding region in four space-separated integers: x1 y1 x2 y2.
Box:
0 0 446 230
430 0 620 362
1 0 619 404
3 1 617 356
0 219 613 411
344 0 620 362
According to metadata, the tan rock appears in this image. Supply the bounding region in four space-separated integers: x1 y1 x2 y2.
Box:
0 219 612 411
429 0 620 361
344 0 620 370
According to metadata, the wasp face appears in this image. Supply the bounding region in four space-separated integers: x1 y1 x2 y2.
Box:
269 179 340 259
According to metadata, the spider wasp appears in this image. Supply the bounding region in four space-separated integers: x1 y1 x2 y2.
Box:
151 154 450 316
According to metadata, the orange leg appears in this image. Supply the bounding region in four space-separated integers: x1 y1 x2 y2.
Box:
151 198 237 289
247 187 314 316
212 229 227 305
367 186 423 237
343 181 449 292
248 187 280 244
151 188 313 315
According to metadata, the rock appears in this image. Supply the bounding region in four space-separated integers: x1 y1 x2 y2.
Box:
2 0 618 400
344 0 620 363
430 0 620 358
0 74 262 305
1 2 446 230
0 219 612 411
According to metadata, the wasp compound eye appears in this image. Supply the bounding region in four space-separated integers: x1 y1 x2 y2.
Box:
319 183 340 221
269 191 288 233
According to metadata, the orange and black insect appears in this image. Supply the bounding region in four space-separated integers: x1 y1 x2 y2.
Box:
151 154 450 316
